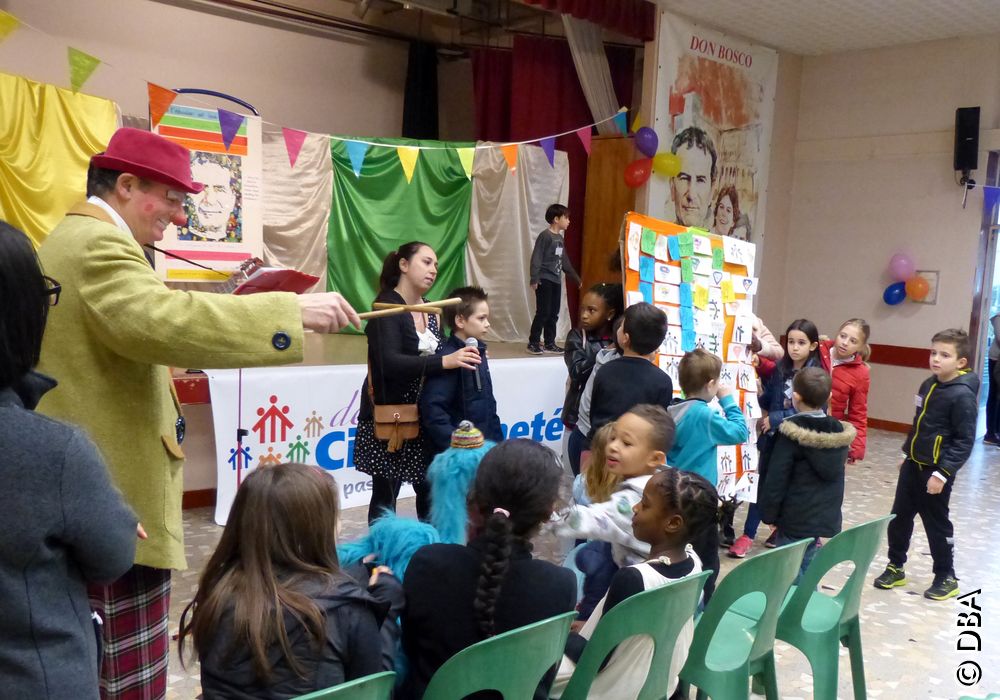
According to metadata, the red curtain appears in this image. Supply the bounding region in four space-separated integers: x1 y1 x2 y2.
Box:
471 36 634 322
522 0 656 42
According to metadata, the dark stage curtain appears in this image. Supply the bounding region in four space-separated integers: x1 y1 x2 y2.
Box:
522 0 656 42
402 41 439 139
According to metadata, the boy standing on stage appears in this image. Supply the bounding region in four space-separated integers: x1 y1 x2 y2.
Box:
527 203 580 355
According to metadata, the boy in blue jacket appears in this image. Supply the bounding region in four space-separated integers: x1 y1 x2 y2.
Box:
874 329 979 601
420 287 503 456
667 348 748 600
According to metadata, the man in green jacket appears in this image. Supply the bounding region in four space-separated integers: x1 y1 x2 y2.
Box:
37 128 360 699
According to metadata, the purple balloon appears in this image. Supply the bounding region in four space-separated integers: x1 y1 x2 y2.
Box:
634 127 659 158
888 253 915 282
882 281 907 306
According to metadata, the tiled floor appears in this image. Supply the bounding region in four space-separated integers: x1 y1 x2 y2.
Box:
167 429 1000 699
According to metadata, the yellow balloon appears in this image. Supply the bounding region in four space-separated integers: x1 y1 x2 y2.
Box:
652 152 681 178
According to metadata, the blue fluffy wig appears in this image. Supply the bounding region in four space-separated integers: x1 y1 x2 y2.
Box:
427 439 495 545
337 513 440 580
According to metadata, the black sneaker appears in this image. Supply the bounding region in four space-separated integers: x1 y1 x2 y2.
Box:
984 434 1000 446
764 528 779 548
719 527 735 548
924 574 959 600
526 343 544 355
543 343 564 354
873 564 907 589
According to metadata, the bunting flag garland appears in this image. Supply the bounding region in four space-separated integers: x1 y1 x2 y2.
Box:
147 83 177 129
67 47 101 93
575 126 592 155
281 127 307 168
456 147 475 180
218 108 246 151
345 140 370 177
612 111 628 136
539 137 556 168
500 144 518 172
396 146 419 183
630 112 643 133
0 10 20 42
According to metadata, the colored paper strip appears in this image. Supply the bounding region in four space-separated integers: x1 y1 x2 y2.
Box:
68 47 101 93
712 247 725 270
346 140 370 178
640 227 656 255
639 281 653 304
147 83 177 129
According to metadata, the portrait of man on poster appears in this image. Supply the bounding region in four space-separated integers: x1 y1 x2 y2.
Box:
177 151 242 242
668 126 717 230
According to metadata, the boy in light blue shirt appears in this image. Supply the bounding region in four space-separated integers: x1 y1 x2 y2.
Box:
667 348 748 599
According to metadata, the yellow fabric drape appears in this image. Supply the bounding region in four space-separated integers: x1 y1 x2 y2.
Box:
0 71 118 246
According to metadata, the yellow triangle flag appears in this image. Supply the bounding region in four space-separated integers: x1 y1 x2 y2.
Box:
68 47 101 93
397 146 420 184
500 144 518 172
0 10 20 42
456 147 475 180
630 111 643 134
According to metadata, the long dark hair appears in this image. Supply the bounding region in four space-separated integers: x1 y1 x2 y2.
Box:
0 222 49 390
779 318 821 374
379 241 432 292
469 440 563 637
647 468 719 545
178 463 344 682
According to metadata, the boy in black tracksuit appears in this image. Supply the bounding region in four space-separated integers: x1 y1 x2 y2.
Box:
874 329 979 601
527 203 581 355
759 367 856 582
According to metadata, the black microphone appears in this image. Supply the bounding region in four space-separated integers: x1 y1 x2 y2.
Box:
465 336 482 391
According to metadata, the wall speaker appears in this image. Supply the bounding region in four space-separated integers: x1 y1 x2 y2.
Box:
954 106 980 173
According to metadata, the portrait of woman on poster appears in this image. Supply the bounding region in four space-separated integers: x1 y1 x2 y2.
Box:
711 185 740 238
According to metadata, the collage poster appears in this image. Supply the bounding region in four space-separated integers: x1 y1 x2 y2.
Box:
621 211 761 502
152 104 263 281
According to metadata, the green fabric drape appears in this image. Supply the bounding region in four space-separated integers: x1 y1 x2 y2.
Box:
0 71 118 246
328 137 473 334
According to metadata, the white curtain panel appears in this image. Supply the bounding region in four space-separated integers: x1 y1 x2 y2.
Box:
466 143 571 343
563 14 620 137
260 126 332 293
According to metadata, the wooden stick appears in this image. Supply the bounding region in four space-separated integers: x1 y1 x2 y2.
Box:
358 297 463 320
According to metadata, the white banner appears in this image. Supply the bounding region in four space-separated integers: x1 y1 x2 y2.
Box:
647 12 777 268
207 357 568 525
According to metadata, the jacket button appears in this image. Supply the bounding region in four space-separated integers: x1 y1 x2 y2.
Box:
272 332 291 351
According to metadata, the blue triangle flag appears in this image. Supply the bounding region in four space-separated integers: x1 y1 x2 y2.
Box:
612 111 628 136
346 141 370 178
539 137 556 168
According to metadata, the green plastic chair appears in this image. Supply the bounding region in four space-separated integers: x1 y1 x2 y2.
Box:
678 538 809 700
560 570 710 700
766 516 893 700
292 671 395 700
422 611 577 699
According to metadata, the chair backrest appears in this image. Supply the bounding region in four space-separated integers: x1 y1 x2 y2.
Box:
292 671 395 700
561 570 710 700
422 611 577 700
686 539 808 668
781 516 894 627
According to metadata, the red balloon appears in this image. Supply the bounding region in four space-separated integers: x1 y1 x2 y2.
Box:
624 158 653 188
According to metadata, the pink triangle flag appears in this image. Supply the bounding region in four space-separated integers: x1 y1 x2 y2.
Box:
575 126 592 155
218 109 245 151
282 127 307 168
539 137 556 168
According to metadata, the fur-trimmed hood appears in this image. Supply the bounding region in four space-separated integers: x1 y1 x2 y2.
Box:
777 413 855 482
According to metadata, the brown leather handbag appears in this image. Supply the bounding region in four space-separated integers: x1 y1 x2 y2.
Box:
368 363 422 453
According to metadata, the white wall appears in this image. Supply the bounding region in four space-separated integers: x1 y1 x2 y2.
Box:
0 0 410 136
773 35 1000 423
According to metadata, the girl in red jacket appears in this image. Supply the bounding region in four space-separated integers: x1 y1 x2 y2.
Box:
819 318 871 463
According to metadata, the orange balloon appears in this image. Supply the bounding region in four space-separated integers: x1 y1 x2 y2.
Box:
905 275 929 301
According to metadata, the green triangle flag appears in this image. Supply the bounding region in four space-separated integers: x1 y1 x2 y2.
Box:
456 148 475 180
68 47 101 93
0 10 20 43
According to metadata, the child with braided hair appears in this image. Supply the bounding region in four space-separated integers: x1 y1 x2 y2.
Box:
401 440 577 699
550 468 719 700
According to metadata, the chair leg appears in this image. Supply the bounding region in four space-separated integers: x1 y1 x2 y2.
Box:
844 622 868 700
760 656 780 700
810 652 839 700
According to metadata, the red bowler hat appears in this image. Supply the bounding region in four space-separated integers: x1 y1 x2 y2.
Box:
90 128 204 194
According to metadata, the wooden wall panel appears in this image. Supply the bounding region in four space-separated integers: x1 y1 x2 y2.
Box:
581 135 637 293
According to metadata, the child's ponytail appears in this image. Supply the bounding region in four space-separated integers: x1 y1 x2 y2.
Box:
473 509 514 637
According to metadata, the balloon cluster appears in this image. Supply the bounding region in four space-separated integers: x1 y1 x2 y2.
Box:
623 127 682 188
882 253 929 305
